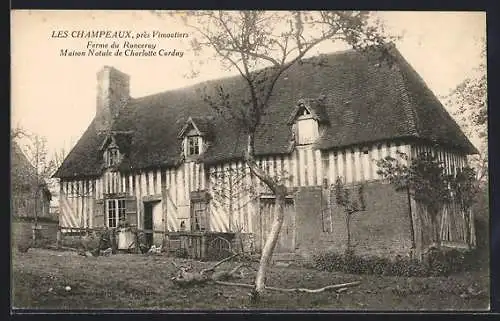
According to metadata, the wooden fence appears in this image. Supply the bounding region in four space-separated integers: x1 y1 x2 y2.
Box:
412 199 476 258
57 226 235 260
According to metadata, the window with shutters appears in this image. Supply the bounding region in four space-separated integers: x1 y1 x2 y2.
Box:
106 199 126 228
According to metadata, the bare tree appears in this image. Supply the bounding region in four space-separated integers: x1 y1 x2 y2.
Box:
333 177 367 253
11 125 29 141
47 146 68 214
11 126 31 194
209 166 258 254
52 147 67 170
156 10 393 299
12 128 61 240
445 38 487 183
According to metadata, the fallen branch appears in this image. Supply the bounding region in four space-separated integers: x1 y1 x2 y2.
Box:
171 254 245 287
229 263 245 275
201 252 240 275
214 280 254 289
266 281 361 293
47 245 79 252
214 281 361 293
211 263 245 281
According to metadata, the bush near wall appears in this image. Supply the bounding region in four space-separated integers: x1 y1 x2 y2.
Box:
60 229 118 253
313 246 481 277
472 185 489 250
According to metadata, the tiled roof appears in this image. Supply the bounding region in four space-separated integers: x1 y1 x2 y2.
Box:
54 46 477 179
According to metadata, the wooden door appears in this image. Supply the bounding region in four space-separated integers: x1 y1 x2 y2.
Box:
259 198 295 253
143 202 153 247
152 201 163 245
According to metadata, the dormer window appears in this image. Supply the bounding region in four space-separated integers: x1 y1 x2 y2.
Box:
296 106 319 145
105 147 120 167
178 117 214 160
99 132 131 169
106 148 119 167
187 135 201 156
288 99 326 146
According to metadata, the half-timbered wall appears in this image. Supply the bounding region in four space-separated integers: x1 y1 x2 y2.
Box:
59 140 469 235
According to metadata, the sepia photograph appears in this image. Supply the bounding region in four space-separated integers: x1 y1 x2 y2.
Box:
10 10 489 311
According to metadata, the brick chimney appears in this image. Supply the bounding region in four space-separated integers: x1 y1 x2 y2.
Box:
95 66 130 133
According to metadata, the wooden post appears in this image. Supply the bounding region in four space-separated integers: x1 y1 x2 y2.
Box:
196 235 200 259
56 227 61 249
111 229 117 254
469 208 476 248
228 170 234 232
406 187 416 250
201 233 206 259
412 198 424 261
32 224 36 245
137 230 141 253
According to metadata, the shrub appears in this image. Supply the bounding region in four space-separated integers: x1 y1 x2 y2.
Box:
474 218 489 250
424 247 471 276
472 185 489 250
369 256 391 275
313 251 344 272
313 247 478 277
405 258 429 277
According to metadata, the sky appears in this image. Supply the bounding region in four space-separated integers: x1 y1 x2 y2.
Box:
11 10 486 157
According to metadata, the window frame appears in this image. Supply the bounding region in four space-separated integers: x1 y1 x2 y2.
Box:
106 198 127 228
185 135 202 157
296 115 319 145
190 199 208 232
105 147 120 167
188 136 200 156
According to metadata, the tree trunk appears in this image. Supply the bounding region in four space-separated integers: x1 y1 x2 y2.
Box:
430 209 441 247
244 131 287 299
345 214 351 251
406 187 416 249
254 192 286 294
464 207 471 247
33 188 39 243
228 173 233 231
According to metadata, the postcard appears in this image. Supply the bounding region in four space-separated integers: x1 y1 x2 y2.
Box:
10 10 489 311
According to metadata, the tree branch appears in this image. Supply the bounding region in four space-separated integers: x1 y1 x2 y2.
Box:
214 280 361 293
200 252 240 274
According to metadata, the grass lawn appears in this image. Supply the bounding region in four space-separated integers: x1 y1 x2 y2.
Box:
11 248 490 311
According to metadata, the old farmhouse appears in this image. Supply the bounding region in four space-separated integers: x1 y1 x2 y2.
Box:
53 45 477 258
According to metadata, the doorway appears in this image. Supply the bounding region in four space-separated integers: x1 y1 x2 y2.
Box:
143 202 154 248
143 200 163 247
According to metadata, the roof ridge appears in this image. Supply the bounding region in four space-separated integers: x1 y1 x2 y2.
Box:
54 45 478 178
129 49 359 103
